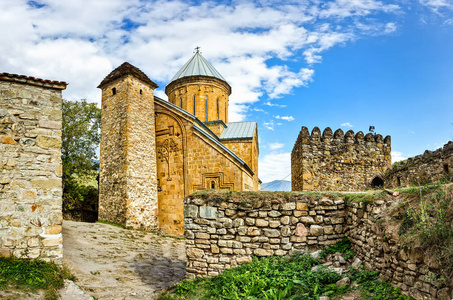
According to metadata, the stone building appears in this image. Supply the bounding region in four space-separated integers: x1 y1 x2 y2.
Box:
99 50 259 236
291 126 391 192
0 73 66 263
385 141 453 188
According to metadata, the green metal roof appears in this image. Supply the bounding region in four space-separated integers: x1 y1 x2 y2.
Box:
170 51 226 83
220 121 256 140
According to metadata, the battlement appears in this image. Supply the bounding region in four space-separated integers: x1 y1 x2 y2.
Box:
293 126 391 147
292 126 391 192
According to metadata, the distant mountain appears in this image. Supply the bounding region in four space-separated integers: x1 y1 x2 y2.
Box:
261 180 291 191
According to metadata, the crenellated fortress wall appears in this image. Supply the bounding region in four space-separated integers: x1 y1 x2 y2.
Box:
291 126 391 192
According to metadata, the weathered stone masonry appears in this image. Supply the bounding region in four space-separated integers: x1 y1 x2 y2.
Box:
185 193 453 299
0 73 66 264
184 194 346 278
292 127 391 192
385 141 453 188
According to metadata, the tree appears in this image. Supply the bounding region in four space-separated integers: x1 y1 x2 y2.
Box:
62 99 101 179
62 99 101 220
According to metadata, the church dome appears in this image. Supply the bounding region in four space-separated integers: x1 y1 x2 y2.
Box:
169 49 226 84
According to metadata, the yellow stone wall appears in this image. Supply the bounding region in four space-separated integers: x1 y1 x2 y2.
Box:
221 128 259 190
166 76 231 123
155 101 255 236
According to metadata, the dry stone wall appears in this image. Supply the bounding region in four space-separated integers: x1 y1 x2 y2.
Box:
385 141 453 188
292 127 391 192
347 199 453 300
185 192 453 299
184 193 346 278
0 73 66 264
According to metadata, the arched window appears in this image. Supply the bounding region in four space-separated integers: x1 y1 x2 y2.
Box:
211 181 216 189
216 98 219 120
205 96 208 121
193 95 196 115
371 176 384 189
180 97 182 108
112 87 116 95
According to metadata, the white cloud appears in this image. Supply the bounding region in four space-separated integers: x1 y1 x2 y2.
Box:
420 0 453 12
391 151 407 163
275 115 295 121
263 120 275 131
259 152 291 183
264 102 287 108
341 122 354 128
0 0 405 119
269 142 284 150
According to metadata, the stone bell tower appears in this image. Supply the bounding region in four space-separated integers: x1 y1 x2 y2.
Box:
165 49 231 135
98 62 159 230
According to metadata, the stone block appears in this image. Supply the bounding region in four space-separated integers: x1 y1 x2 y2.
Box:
300 216 315 224
195 232 210 239
296 202 308 210
187 247 204 258
295 223 308 236
254 248 273 256
280 216 290 225
310 225 324 236
256 219 269 227
41 236 62 247
268 210 281 217
36 135 61 149
263 229 280 238
282 203 296 210
185 205 198 218
269 220 280 228
200 206 217 219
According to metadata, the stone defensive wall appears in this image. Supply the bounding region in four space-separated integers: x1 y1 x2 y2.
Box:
385 141 453 188
185 192 452 299
291 126 391 192
0 73 66 264
347 199 451 300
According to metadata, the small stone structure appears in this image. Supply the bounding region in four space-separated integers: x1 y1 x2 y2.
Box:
291 127 391 192
185 192 453 299
385 141 453 188
184 193 346 278
0 73 66 263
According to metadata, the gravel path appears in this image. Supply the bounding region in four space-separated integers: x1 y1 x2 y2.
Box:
62 220 186 300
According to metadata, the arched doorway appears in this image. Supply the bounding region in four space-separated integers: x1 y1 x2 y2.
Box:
371 176 384 189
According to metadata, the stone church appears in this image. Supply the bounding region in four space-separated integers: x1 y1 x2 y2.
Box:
98 50 259 236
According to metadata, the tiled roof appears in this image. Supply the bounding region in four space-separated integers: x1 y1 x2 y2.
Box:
0 73 67 89
220 121 257 140
98 62 158 88
170 51 226 83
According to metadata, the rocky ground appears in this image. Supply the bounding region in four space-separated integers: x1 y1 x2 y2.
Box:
61 220 187 300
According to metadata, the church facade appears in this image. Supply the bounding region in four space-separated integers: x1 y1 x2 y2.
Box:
98 51 259 236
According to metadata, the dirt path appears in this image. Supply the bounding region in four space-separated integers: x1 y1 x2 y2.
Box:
62 220 186 300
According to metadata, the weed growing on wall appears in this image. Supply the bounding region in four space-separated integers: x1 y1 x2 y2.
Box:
398 183 453 274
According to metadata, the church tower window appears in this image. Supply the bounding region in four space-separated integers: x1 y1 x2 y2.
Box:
193 95 196 115
216 98 219 120
205 96 208 121
180 97 182 108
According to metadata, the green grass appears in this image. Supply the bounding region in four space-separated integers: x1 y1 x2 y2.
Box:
159 239 409 300
320 237 354 260
0 257 74 300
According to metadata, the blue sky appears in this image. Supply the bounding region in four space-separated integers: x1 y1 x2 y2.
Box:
1 0 452 182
